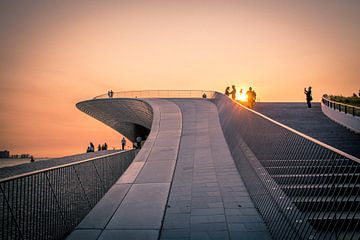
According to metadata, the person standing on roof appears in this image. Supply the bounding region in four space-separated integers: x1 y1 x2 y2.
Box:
230 85 236 100
225 87 230 97
304 86 313 108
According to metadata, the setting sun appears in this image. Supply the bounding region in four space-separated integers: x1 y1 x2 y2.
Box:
236 88 248 102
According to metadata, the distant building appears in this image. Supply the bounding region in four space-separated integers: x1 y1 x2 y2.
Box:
20 154 30 158
0 150 10 158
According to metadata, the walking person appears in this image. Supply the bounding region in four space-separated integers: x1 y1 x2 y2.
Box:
304 87 313 108
121 137 126 150
108 90 113 98
230 85 237 100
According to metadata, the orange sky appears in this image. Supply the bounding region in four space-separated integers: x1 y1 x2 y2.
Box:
0 0 359 157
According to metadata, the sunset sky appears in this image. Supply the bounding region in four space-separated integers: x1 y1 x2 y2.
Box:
0 0 359 157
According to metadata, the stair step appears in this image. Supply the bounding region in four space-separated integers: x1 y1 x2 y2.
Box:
273 173 360 185
260 159 353 167
307 211 360 231
266 165 360 175
292 196 360 212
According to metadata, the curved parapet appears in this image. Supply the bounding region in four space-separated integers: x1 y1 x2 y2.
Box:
76 99 153 142
321 97 360 133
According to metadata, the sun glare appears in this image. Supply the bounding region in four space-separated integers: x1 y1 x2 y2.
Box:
236 88 248 102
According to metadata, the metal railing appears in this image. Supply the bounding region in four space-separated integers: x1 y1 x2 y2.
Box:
0 150 135 240
214 93 360 240
93 90 216 99
322 96 360 117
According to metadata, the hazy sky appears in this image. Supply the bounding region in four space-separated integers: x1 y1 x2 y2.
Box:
0 0 359 157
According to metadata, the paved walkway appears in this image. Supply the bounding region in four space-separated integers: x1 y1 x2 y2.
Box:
254 102 360 158
160 99 271 240
67 99 271 240
68 99 182 240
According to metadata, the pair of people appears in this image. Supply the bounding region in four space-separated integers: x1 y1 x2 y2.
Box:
225 85 237 100
246 87 257 109
108 90 114 98
87 142 95 153
98 143 108 151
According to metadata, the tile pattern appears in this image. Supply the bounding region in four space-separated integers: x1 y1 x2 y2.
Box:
67 99 182 240
160 99 271 240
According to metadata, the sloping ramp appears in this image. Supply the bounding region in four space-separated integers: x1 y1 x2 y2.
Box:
254 103 360 158
161 99 271 239
69 98 271 240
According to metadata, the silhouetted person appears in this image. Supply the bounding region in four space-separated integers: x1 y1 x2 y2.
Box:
90 142 95 152
304 87 312 108
98 144 101 151
108 90 113 98
121 137 126 150
230 85 236 100
136 136 142 149
104 142 108 150
30 155 35 163
246 87 257 109
87 142 94 153
202 93 207 98
225 87 230 96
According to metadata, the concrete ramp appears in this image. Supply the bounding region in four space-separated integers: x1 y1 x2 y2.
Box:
254 103 360 158
70 97 271 240
69 99 182 239
161 99 270 239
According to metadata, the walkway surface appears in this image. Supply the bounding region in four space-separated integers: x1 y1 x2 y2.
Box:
161 99 271 240
68 99 271 240
68 99 183 240
254 102 360 158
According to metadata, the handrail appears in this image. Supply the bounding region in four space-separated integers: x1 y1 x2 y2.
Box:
213 92 360 239
215 92 360 164
93 90 216 99
0 150 130 183
322 96 360 117
322 96 360 109
0 149 135 240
